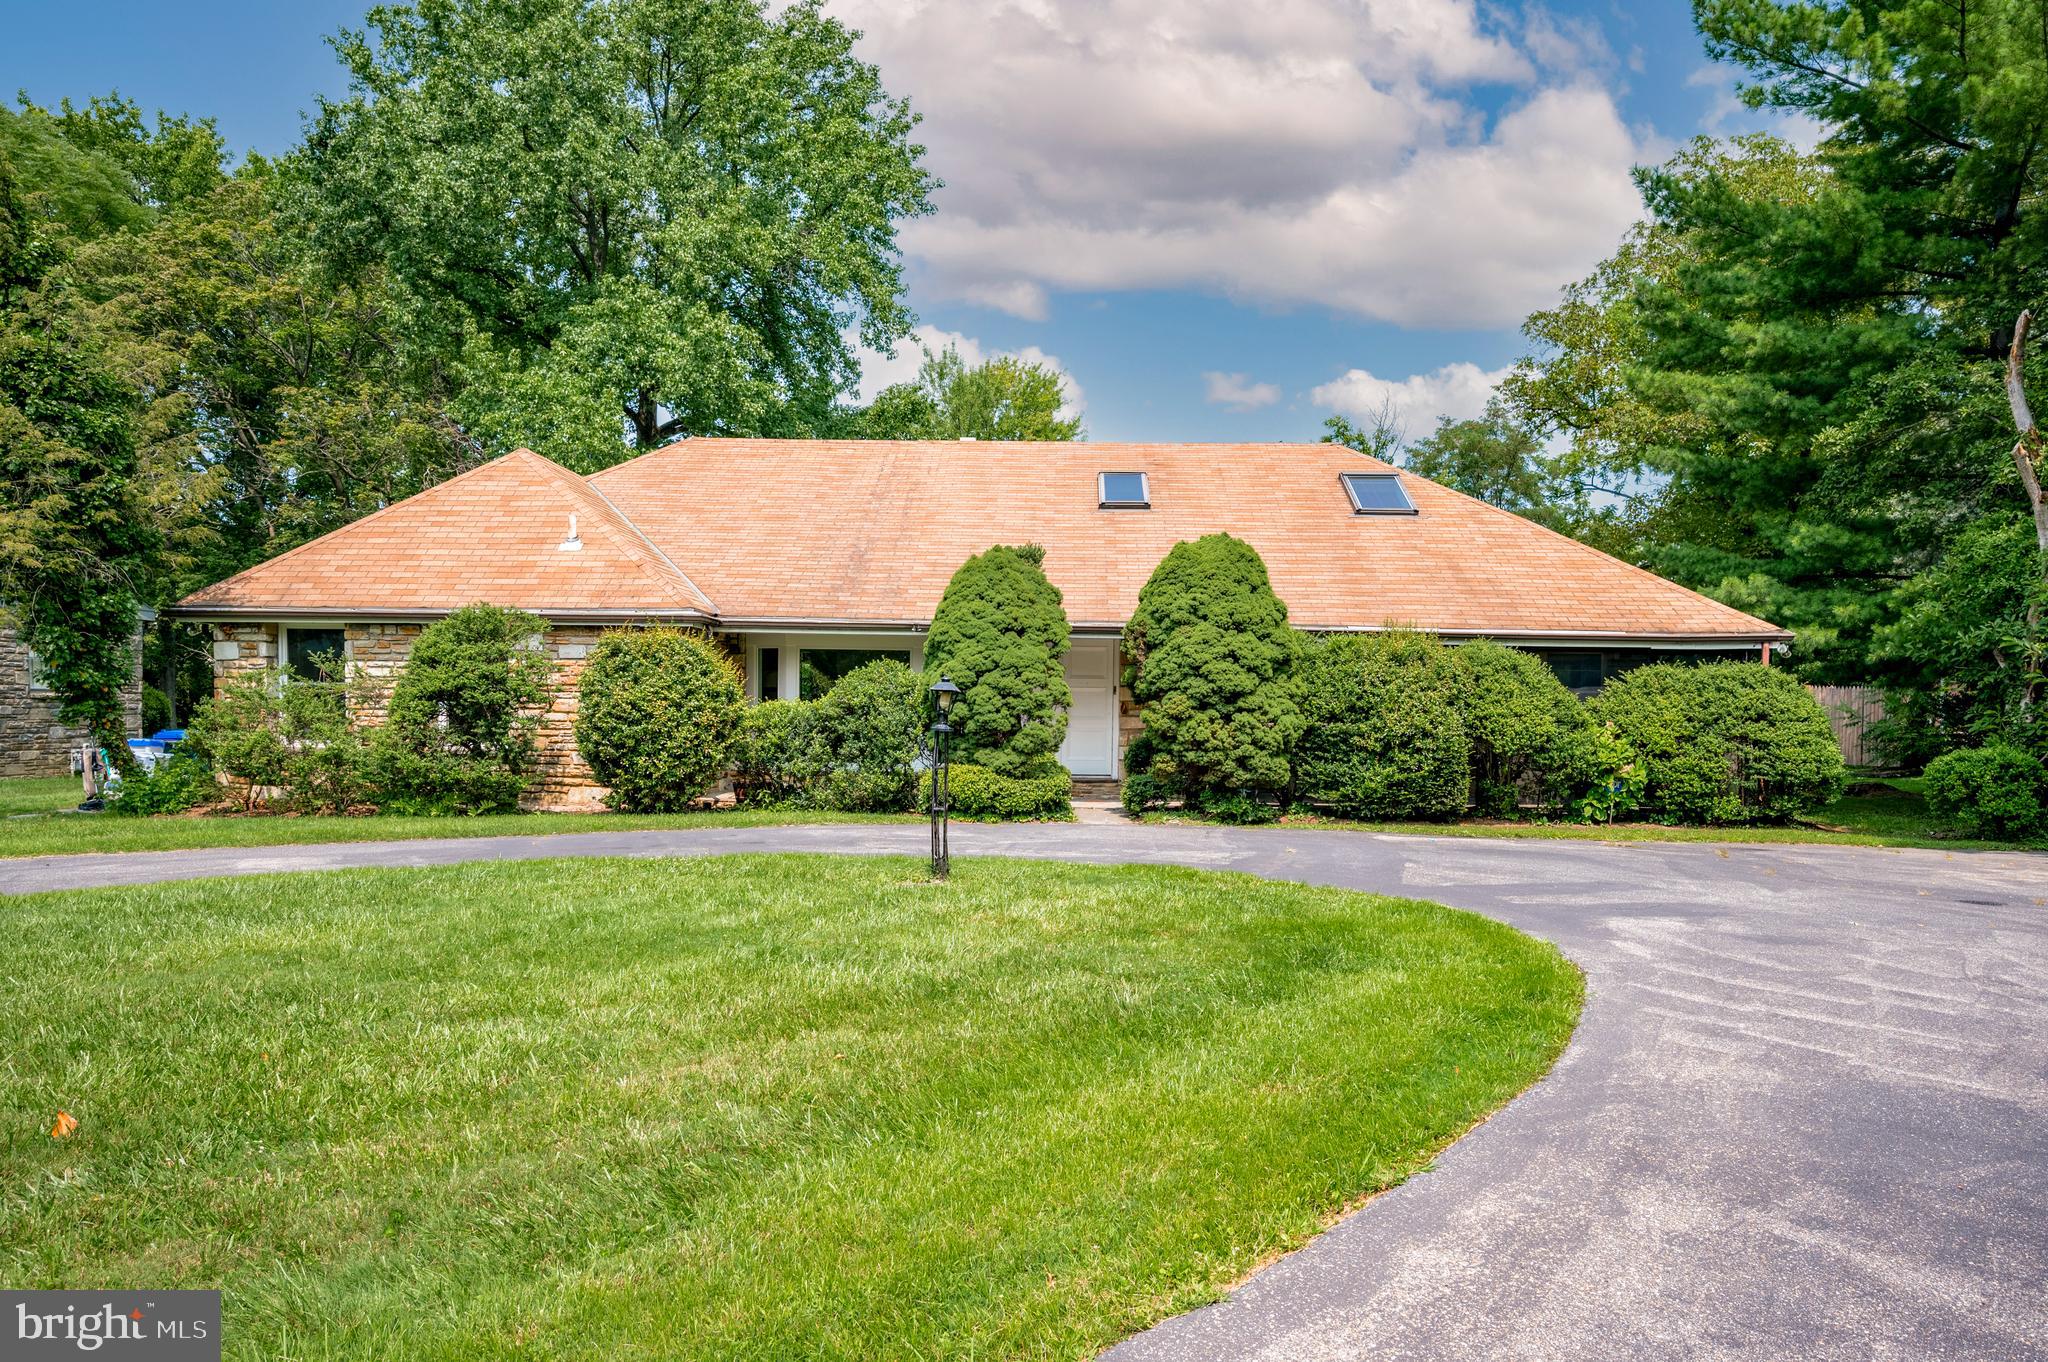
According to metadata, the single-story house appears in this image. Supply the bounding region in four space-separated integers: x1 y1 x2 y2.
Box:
1 616 148 779
170 439 1791 809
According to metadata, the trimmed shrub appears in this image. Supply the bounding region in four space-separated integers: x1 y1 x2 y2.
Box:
107 752 213 816
1451 639 1609 814
1291 632 1469 820
1923 746 2048 839
575 628 744 812
918 761 1072 819
183 664 375 813
1124 533 1301 802
923 544 1072 777
807 659 928 811
1591 662 1846 824
378 604 553 814
731 699 820 806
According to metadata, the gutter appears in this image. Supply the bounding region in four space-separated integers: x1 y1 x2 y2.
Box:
163 607 1788 649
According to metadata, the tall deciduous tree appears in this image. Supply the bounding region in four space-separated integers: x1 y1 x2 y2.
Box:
307 0 935 469
854 345 1083 441
0 149 153 759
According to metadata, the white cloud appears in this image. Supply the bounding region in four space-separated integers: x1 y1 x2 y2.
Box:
831 0 1653 326
850 324 1086 421
1202 371 1282 411
1311 360 1508 437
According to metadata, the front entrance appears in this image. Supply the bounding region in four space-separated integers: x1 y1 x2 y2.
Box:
1057 639 1119 778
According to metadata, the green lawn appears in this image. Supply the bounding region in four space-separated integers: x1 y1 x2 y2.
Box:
1149 780 2045 853
0 797 917 858
0 776 81 818
0 854 1580 1360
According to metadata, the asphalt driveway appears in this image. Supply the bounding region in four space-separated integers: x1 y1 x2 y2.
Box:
4 824 2044 1360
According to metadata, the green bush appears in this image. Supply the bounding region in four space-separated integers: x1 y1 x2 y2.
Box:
107 752 214 816
378 605 554 814
1923 745 2048 839
1124 533 1301 803
1291 632 1469 820
182 663 376 813
731 699 820 806
918 761 1072 819
141 683 174 734
807 659 929 811
1591 662 1846 824
1451 639 1609 814
575 628 744 812
923 544 1071 777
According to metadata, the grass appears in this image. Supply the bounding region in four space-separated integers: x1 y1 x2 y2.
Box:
1145 779 2046 854
0 854 1580 1360
0 794 917 859
0 776 81 818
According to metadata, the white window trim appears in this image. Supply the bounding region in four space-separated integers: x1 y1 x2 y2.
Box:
24 646 54 696
1340 471 1418 515
1098 471 1151 509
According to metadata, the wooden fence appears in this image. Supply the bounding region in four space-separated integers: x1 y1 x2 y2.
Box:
1807 685 1886 768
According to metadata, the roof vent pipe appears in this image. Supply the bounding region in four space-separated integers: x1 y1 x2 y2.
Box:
559 514 583 552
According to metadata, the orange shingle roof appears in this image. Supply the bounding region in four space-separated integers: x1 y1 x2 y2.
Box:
180 450 714 617
180 439 1787 643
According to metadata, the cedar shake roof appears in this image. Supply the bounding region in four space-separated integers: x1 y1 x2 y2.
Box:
179 450 714 618
179 438 1788 643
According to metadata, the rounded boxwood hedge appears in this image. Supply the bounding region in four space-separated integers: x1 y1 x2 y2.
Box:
574 628 744 812
1923 745 2047 839
1450 638 1607 815
806 659 928 811
1291 632 1470 821
1589 661 1845 824
918 761 1072 820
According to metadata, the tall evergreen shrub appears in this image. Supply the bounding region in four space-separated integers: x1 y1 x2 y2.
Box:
1123 533 1300 805
923 544 1071 776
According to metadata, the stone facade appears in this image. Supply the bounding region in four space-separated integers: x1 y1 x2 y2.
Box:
207 620 640 812
0 623 146 778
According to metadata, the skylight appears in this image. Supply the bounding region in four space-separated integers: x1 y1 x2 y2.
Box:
1341 472 1416 515
1099 471 1150 508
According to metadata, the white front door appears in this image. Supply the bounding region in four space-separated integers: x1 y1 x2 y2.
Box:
1058 639 1118 777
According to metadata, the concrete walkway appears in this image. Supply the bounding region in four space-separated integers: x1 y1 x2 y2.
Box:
5 824 2044 1360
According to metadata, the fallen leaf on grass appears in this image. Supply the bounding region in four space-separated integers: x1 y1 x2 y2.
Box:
50 1111 78 1139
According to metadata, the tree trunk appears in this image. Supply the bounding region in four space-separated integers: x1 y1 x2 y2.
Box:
2006 310 2048 557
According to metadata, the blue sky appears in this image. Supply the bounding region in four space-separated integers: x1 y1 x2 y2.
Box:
3 0 1783 443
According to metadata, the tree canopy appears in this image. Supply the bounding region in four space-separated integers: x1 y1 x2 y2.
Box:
850 345 1082 441
1504 1 2048 761
307 0 935 470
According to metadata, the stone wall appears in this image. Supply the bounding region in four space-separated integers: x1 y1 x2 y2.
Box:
0 623 145 778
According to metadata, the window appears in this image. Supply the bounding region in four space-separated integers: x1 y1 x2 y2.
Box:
284 627 348 682
1340 472 1416 515
1098 471 1150 508
798 647 911 700
1543 651 1605 693
25 648 53 695
757 647 780 702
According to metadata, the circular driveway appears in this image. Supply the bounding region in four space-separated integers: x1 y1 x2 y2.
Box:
5 823 2044 1360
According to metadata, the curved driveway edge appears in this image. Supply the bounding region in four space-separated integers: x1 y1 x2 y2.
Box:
6 825 2045 1360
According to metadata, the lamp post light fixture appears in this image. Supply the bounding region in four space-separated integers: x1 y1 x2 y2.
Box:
928 676 961 879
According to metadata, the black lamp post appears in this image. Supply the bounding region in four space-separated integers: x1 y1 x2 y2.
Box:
928 676 961 878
